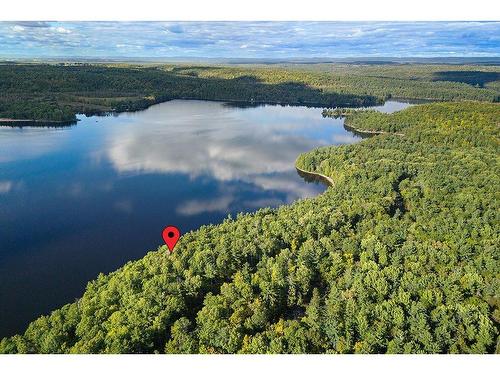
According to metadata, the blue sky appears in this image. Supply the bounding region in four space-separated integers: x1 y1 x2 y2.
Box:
0 21 499 59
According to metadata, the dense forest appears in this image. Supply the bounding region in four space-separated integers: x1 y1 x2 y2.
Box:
1 102 498 353
0 63 499 122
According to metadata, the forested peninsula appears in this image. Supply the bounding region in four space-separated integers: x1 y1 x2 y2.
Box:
1 99 498 353
1 63 499 123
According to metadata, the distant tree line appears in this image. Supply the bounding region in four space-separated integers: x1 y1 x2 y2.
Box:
0 63 498 123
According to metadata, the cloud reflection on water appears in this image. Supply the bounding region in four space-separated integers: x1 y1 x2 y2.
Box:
104 100 357 214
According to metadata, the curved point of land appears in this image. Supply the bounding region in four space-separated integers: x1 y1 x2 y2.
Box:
342 122 405 137
295 163 334 187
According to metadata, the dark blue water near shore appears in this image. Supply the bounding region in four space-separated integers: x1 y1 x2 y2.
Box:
0 99 412 337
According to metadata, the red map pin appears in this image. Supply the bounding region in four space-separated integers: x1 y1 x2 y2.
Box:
162 225 180 253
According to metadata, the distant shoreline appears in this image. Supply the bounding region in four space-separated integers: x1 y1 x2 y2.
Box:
0 96 379 127
0 118 72 122
0 118 77 127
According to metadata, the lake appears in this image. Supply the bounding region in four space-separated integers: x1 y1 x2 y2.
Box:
0 99 412 337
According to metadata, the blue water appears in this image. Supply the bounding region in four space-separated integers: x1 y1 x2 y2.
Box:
0 99 412 337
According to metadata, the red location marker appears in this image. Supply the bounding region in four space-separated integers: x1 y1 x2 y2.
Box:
162 225 180 253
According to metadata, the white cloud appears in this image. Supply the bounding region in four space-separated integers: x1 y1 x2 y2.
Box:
114 200 133 214
0 181 13 194
244 198 284 208
0 127 70 163
53 26 71 34
0 21 498 58
102 100 339 205
177 196 233 216
106 101 322 183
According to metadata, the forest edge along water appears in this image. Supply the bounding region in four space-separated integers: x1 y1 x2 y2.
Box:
0 99 413 337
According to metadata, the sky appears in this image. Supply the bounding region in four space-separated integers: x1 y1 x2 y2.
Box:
0 21 499 59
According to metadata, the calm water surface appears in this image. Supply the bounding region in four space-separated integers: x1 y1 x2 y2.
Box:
0 99 412 336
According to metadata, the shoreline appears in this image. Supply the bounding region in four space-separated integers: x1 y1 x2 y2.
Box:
0 117 76 123
0 95 431 128
295 117 406 188
295 163 335 187
0 97 380 126
3 95 423 126
343 122 405 137
0 118 78 127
